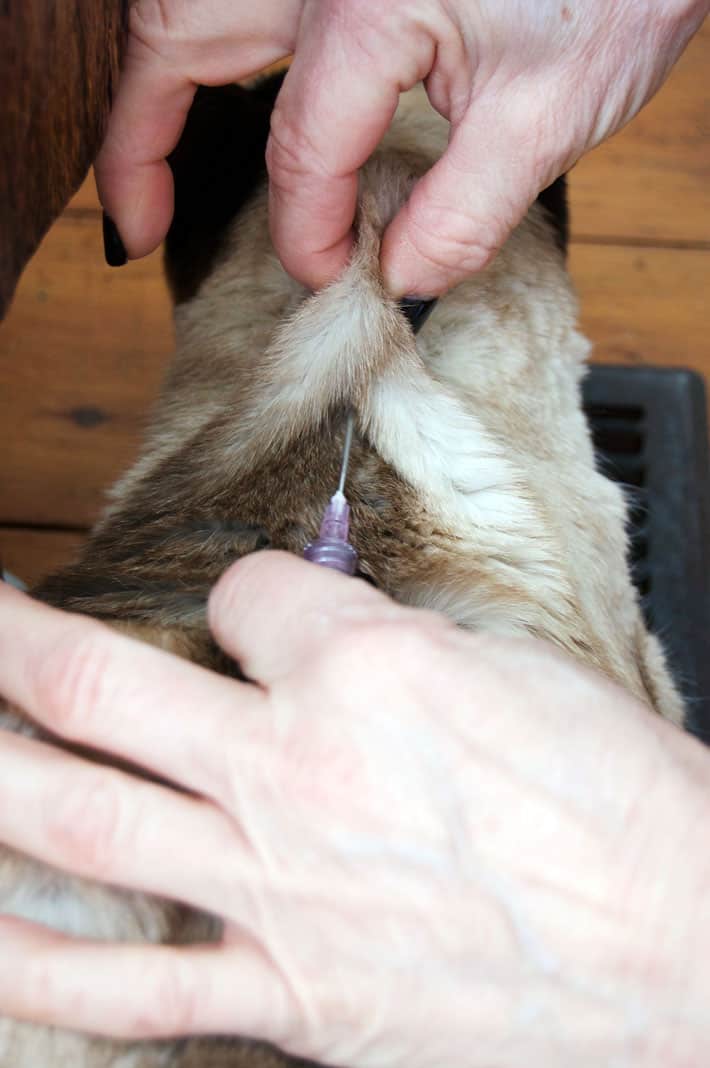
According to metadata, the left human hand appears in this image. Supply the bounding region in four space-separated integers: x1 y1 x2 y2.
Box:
1 552 710 1066
94 0 303 259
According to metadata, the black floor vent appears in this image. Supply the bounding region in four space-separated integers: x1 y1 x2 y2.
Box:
583 365 710 741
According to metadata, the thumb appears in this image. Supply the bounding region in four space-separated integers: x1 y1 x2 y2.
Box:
207 551 404 686
381 84 568 296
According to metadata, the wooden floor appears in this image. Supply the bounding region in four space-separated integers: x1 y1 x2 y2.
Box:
1 24 708 586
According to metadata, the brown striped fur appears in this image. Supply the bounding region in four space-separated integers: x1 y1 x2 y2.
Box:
0 81 684 1066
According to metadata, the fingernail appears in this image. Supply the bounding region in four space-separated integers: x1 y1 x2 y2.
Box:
102 212 127 267
398 297 438 335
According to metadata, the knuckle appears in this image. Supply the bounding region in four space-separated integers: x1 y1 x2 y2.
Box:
266 110 311 186
129 0 170 44
381 613 455 668
319 612 451 684
20 953 54 1006
47 771 127 879
198 745 244 826
407 199 501 274
208 553 261 632
266 106 330 190
299 972 372 1047
310 622 386 682
133 956 202 1037
330 0 408 48
34 627 113 737
343 0 426 77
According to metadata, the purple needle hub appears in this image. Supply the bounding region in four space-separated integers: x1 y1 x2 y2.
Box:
303 491 358 575
302 307 437 578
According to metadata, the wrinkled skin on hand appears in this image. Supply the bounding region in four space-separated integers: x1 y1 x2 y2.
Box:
95 0 708 293
2 553 710 1066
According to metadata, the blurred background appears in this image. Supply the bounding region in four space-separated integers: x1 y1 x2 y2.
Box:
0 23 707 587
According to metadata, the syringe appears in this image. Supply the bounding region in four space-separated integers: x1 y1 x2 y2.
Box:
303 413 358 575
302 299 437 576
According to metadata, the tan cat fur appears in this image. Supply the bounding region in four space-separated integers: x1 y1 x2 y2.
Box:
0 84 684 1067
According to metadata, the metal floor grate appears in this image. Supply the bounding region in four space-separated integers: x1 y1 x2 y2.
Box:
583 365 710 741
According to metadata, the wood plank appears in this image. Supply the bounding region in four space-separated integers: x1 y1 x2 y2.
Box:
572 21 708 244
68 175 101 214
0 528 87 588
0 214 172 527
569 243 709 368
563 19 709 245
69 23 710 246
2 207 707 533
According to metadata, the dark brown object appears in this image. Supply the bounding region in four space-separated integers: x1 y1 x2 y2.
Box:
0 0 128 318
102 211 127 266
0 24 708 566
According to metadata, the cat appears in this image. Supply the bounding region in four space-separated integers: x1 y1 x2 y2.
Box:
0 74 684 1067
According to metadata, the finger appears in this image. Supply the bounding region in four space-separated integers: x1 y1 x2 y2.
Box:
0 583 266 806
266 7 433 289
208 551 405 685
94 36 196 257
0 916 291 1045
0 728 256 919
381 85 567 296
96 2 303 259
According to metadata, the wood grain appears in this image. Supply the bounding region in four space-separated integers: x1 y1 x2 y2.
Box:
0 529 87 588
0 215 172 527
2 226 705 535
571 19 709 246
570 244 709 367
1 22 708 582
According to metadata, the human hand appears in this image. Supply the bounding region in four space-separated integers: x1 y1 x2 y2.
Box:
94 0 304 260
267 0 707 294
1 553 710 1066
96 0 707 294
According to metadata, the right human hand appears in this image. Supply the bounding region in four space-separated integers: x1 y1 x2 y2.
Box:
2 553 710 1066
